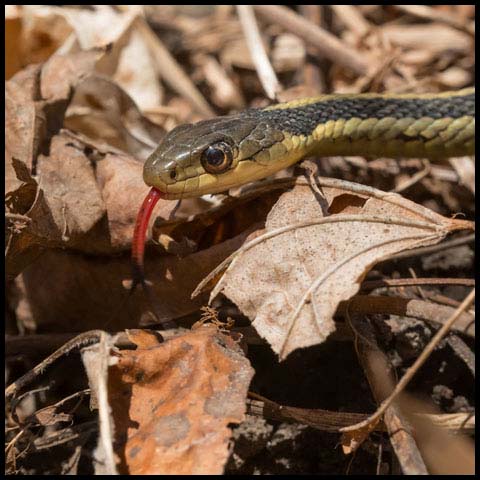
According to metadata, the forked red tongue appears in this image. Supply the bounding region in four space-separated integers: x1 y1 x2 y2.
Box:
131 187 163 290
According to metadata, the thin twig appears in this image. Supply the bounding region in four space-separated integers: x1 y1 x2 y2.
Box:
346 314 428 474
298 5 325 93
135 16 215 117
423 292 461 309
338 295 475 337
236 5 282 100
361 277 475 291
388 233 474 260
446 335 475 376
392 160 431 193
5 330 106 400
5 213 32 223
94 332 117 475
330 5 371 37
254 5 369 75
247 391 376 432
340 288 475 434
393 4 475 35
343 156 464 184
32 420 98 450
246 394 474 433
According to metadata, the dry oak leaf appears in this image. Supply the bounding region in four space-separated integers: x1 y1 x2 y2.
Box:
16 230 249 332
196 178 473 360
5 49 170 279
65 74 166 159
108 326 254 475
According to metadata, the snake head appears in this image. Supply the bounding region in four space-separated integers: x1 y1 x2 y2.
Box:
143 114 286 198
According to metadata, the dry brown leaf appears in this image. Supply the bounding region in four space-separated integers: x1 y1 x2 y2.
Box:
108 325 254 474
15 230 249 332
95 150 176 251
37 134 106 246
5 48 101 196
29 405 73 428
5 50 102 188
5 6 23 79
6 130 176 280
5 48 170 279
13 5 72 69
5 51 101 278
198 178 473 360
28 5 163 109
65 74 165 158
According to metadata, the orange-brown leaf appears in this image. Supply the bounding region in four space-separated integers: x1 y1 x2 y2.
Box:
108 325 254 475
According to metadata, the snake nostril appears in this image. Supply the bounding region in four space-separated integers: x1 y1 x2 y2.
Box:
169 170 177 180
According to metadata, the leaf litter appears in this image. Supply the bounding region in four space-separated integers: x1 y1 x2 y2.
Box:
5 5 475 476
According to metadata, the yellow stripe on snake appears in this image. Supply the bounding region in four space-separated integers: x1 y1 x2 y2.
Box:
143 88 475 199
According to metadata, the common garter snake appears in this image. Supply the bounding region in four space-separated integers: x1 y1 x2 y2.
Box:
143 88 474 199
132 88 475 283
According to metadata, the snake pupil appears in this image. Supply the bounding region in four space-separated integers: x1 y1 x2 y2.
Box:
206 146 225 165
201 141 233 173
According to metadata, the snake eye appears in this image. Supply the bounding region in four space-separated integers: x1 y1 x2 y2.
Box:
201 142 233 174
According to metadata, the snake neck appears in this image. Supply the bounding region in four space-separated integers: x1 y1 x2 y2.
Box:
254 88 475 159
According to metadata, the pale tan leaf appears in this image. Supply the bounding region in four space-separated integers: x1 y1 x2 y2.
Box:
57 5 141 50
14 6 162 110
448 156 475 194
199 178 473 360
65 74 165 159
112 28 164 110
397 394 475 475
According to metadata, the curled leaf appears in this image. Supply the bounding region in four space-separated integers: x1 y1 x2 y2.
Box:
197 178 473 359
